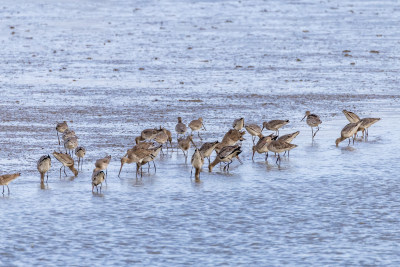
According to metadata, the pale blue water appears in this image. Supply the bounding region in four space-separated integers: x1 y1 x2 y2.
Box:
1 0 400 266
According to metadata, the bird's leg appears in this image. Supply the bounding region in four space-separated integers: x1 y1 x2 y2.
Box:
275 154 281 165
81 158 83 170
57 132 60 145
313 127 320 138
265 152 269 161
348 138 350 146
59 166 62 178
46 172 49 183
208 157 210 166
311 127 314 139
64 166 67 176
191 166 193 177
153 161 156 173
198 131 202 141
252 136 255 145
7 185 10 195
288 150 290 157
2 186 4 194
283 151 286 156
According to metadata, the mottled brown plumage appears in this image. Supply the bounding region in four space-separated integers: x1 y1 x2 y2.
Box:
0 173 21 194
53 151 78 177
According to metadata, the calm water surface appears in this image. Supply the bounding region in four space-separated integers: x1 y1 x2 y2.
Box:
1 0 400 266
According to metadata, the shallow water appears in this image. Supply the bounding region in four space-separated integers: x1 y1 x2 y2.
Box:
1 0 400 266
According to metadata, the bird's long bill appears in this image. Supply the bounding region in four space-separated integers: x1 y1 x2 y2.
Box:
118 163 124 178
202 124 207 131
261 126 264 131
301 115 306 122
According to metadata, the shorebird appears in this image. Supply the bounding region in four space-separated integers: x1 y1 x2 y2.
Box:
175 117 187 139
64 136 78 156
191 149 204 181
342 110 380 138
95 155 111 176
75 147 86 170
92 169 105 193
215 129 245 153
0 173 21 194
359 118 380 138
209 145 242 172
37 155 51 182
52 151 78 177
278 131 300 156
62 129 76 142
342 110 360 123
262 120 289 135
123 142 155 157
301 111 322 139
135 128 158 144
335 121 362 147
232 118 244 130
245 124 262 144
199 141 219 165
140 145 162 173
178 135 195 163
56 121 68 145
154 129 168 153
265 137 298 164
119 152 145 178
252 134 276 161
164 128 173 148
189 117 206 140
278 131 300 143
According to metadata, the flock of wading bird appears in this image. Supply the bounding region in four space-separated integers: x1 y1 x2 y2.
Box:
0 110 380 194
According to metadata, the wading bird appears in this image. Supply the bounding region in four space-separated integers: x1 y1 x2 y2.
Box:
335 121 362 147
53 151 78 177
301 111 322 139
0 173 21 195
37 155 51 182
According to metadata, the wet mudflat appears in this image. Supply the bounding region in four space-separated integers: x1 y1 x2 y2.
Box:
1 0 400 266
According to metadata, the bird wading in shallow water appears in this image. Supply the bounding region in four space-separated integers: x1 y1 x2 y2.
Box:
335 121 362 147
265 136 298 165
191 149 204 182
262 119 289 135
301 111 322 140
209 145 242 172
245 124 262 145
56 121 68 145
53 151 78 177
0 173 21 195
37 155 51 182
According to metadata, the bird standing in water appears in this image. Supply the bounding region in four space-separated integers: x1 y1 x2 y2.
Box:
37 155 51 182
301 111 322 139
56 121 68 145
0 173 21 195
191 149 204 182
